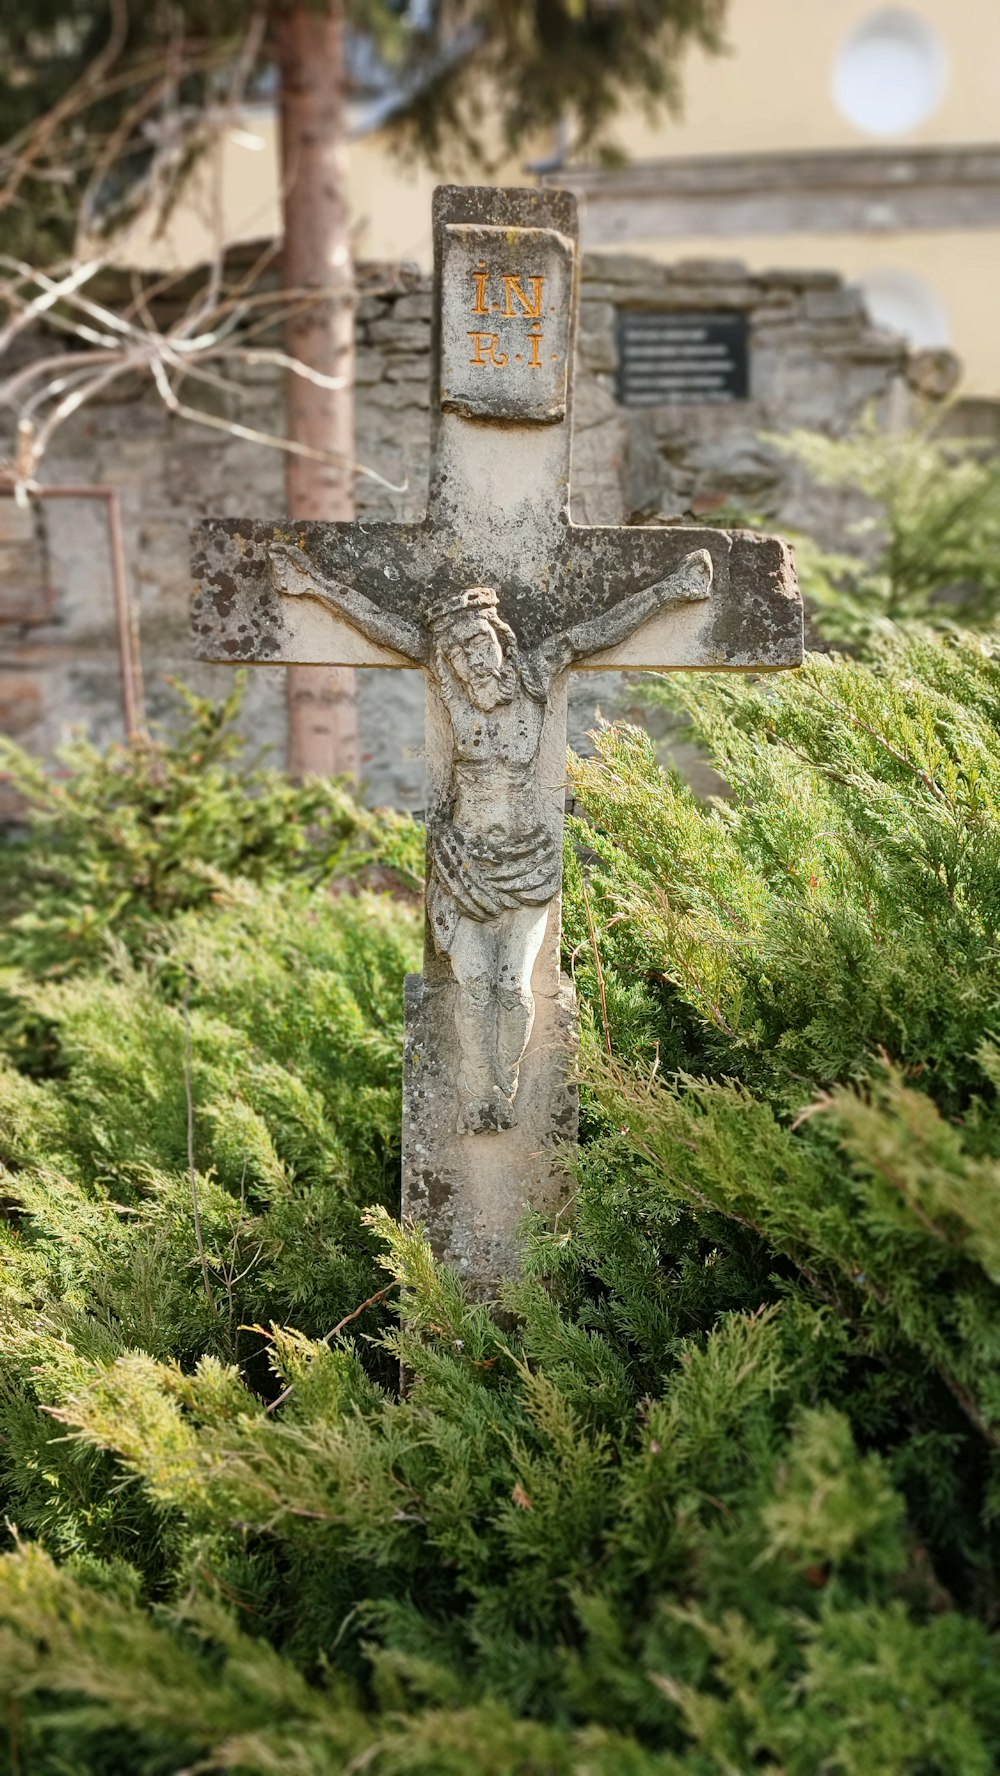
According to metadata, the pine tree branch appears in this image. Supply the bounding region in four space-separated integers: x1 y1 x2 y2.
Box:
182 980 216 1314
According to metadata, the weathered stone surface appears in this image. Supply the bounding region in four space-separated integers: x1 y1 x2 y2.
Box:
570 415 630 524
555 146 1000 247
803 285 868 323
579 299 616 332
585 280 758 311
762 267 841 290
577 300 617 375
353 348 385 385
823 329 908 364
355 293 390 323
365 377 431 410
438 222 574 424
392 291 434 323
404 973 577 1286
672 257 752 282
191 184 804 1293
0 501 51 627
571 374 621 433
367 318 431 350
385 358 430 383
191 516 799 672
580 250 667 287
906 348 963 400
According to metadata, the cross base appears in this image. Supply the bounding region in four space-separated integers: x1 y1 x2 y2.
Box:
402 972 578 1294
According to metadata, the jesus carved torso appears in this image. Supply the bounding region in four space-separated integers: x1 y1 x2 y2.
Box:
430 597 558 951
268 541 714 1134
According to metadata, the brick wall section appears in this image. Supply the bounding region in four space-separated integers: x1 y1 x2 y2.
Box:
1 252 955 809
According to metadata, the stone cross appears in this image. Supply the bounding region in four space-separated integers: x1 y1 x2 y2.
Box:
191 185 802 1294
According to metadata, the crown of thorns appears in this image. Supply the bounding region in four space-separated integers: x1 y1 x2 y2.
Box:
425 587 499 630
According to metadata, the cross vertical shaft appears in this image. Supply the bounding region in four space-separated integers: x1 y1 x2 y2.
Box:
406 189 583 1288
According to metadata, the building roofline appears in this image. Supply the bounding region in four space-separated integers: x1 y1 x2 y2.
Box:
546 144 1000 241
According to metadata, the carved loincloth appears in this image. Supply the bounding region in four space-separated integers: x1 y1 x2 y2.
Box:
428 820 561 950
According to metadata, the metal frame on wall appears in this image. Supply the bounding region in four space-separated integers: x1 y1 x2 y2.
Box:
0 480 145 742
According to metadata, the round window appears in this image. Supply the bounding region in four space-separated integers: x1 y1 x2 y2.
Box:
858 269 950 348
833 9 948 136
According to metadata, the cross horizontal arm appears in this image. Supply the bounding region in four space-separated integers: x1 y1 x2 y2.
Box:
543 525 801 673
269 542 428 663
191 522 800 675
191 517 436 667
537 545 713 679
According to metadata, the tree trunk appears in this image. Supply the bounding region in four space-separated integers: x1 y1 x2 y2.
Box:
274 0 359 779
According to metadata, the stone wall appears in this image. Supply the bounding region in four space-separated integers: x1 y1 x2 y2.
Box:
0 250 955 810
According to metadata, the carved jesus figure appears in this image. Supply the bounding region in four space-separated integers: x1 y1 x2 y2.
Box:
269 541 713 1135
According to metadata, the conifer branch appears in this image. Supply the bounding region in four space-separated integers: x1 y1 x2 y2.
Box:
581 875 613 1058
182 979 216 1314
265 1285 399 1414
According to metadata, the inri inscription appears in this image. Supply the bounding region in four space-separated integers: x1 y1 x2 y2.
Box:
439 223 573 424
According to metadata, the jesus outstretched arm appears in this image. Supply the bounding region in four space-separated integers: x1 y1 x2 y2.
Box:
268 541 429 664
533 546 713 683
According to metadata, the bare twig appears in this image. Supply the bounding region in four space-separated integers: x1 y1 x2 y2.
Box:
76 73 175 251
265 1285 399 1414
182 8 267 328
1 35 237 218
0 14 411 498
0 259 106 356
148 357 405 491
4 352 120 413
30 361 133 461
0 256 407 496
0 0 129 219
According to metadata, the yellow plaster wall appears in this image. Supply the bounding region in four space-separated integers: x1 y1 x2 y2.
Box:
112 113 523 274
112 0 1000 395
608 0 1000 157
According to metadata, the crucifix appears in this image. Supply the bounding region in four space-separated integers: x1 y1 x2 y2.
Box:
191 185 802 1294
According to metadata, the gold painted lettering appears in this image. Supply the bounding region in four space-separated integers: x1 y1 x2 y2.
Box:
468 331 509 368
471 261 490 316
527 326 544 369
502 274 545 319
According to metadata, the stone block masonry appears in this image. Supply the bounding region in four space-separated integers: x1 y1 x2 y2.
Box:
0 246 956 809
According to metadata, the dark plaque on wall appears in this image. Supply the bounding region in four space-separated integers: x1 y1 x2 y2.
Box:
616 310 749 406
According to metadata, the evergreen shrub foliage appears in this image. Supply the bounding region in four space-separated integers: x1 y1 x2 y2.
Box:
772 416 1000 643
0 675 423 973
3 635 1000 1771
